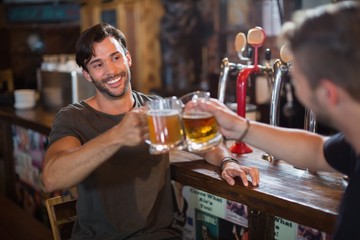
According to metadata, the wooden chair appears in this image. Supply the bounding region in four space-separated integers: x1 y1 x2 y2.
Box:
45 196 77 240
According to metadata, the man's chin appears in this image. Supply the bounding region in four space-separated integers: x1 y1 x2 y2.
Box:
96 83 129 98
109 86 129 98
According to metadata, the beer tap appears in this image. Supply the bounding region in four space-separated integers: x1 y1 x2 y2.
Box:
262 44 293 162
229 27 266 154
270 45 293 127
276 45 317 134
304 110 316 132
217 27 272 154
261 44 317 162
218 58 237 103
217 32 248 103
304 109 317 173
235 32 250 62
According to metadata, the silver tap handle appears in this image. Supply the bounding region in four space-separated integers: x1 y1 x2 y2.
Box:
218 58 236 103
304 109 317 172
235 32 249 61
304 109 317 132
269 59 284 126
268 44 293 126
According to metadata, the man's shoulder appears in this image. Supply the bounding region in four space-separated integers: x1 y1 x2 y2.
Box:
325 132 346 145
54 102 88 120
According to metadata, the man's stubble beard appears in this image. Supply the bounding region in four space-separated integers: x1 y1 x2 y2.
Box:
91 72 131 98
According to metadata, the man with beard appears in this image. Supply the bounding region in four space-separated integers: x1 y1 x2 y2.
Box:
188 2 360 240
42 23 259 240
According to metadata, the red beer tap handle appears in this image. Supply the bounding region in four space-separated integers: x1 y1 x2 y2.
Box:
230 67 258 154
236 68 252 117
229 141 253 154
230 26 266 154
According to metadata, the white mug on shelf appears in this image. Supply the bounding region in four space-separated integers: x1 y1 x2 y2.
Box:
14 89 37 110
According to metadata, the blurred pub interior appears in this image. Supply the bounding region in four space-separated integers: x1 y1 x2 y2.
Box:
0 0 339 237
0 0 339 127
0 0 340 180
0 0 303 118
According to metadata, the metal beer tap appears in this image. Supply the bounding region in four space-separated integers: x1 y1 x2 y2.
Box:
217 58 238 103
262 44 293 162
269 46 292 126
261 44 317 162
218 32 249 103
304 110 317 132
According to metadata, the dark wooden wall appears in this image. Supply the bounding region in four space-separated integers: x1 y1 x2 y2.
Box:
0 23 80 90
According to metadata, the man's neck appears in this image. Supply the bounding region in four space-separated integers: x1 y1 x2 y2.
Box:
86 88 135 115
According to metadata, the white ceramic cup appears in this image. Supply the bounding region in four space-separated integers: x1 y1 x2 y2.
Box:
14 89 37 110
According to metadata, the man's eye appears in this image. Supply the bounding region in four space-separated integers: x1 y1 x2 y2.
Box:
93 63 103 69
113 55 121 61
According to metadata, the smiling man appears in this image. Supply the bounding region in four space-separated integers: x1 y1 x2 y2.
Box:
42 23 259 240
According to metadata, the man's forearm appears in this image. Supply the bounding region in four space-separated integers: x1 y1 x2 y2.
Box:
43 129 124 192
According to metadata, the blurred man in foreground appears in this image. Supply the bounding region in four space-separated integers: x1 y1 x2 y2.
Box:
190 2 360 239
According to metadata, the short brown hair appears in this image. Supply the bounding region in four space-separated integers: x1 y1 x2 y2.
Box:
280 1 360 102
75 23 127 71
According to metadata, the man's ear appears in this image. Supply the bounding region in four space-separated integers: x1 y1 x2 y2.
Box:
82 69 92 83
125 51 132 67
317 79 339 106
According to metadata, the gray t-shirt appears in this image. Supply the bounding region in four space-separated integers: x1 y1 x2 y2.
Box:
48 91 179 240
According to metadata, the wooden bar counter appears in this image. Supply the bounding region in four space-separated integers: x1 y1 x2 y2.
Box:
0 105 346 239
170 149 346 238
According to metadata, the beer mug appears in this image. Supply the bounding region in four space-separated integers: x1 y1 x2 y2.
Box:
146 97 186 154
180 91 223 152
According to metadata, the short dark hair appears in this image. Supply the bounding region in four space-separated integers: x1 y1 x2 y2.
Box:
75 23 127 71
281 1 360 102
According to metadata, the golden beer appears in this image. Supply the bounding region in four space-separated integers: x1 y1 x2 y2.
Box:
182 112 219 143
179 91 222 152
147 110 184 146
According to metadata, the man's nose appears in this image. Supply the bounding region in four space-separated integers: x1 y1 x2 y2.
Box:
104 60 118 75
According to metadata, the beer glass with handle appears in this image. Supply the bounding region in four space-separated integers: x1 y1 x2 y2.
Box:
180 91 223 152
146 97 186 154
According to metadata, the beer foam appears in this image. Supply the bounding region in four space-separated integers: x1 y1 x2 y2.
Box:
148 109 179 116
183 112 213 119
